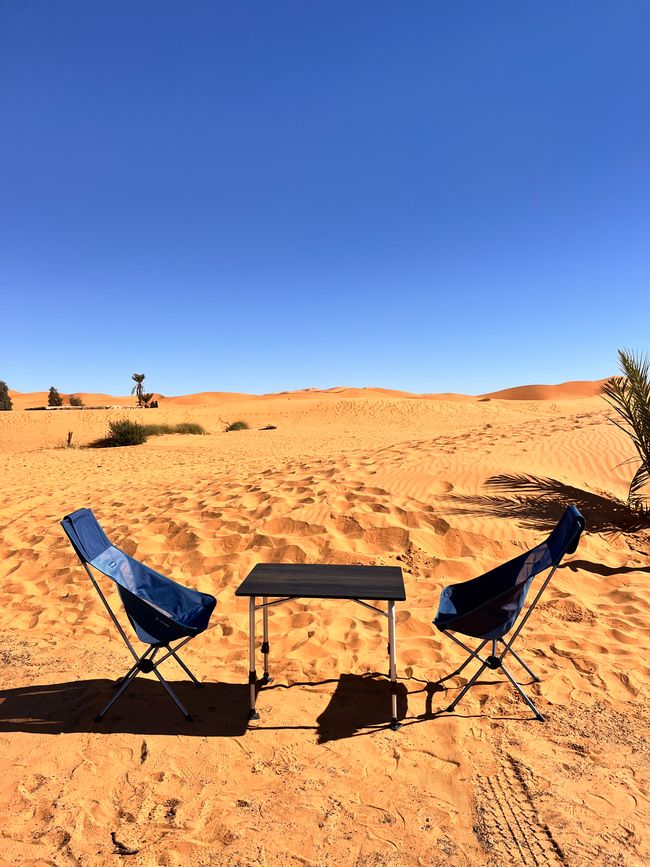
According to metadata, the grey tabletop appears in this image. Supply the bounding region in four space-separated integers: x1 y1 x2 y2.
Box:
235 563 406 602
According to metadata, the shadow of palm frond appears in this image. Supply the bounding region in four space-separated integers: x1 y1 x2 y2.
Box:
562 558 650 576
446 473 649 534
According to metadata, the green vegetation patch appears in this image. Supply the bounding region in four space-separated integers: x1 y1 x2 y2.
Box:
171 422 205 435
89 419 206 447
107 419 149 446
142 422 206 436
140 423 175 436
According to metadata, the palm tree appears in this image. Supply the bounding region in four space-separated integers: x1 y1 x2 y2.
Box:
602 349 650 510
0 380 12 411
48 386 63 407
131 373 146 407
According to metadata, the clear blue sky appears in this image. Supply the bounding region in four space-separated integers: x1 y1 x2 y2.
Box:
1 2 649 396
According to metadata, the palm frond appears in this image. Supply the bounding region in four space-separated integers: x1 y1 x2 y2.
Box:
603 349 650 509
629 463 650 499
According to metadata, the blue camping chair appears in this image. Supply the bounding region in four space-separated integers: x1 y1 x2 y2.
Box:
61 508 216 722
434 505 585 721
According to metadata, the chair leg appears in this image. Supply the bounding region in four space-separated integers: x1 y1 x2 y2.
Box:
500 663 545 721
96 665 141 722
448 639 489 679
438 634 490 680
441 632 546 720
500 641 541 683
97 645 197 723
152 667 193 722
114 646 155 688
167 646 203 688
114 660 140 688
446 659 489 713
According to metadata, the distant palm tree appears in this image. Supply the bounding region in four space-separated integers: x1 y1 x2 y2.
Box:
0 380 12 411
131 373 146 407
48 386 63 407
602 349 650 510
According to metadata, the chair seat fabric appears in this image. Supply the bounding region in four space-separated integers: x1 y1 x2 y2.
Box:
61 508 216 644
434 505 584 640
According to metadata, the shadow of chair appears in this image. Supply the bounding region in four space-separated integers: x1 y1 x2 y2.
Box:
0 673 409 742
0 679 249 737
404 670 542 725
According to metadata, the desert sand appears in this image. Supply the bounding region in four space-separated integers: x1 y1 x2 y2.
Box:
0 382 648 866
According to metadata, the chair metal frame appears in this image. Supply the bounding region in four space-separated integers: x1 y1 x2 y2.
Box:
78 558 204 723
440 561 562 721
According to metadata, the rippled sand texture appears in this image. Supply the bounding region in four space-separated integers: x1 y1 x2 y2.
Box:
1 385 649 866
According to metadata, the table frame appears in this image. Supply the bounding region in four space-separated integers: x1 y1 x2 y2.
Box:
246 594 400 731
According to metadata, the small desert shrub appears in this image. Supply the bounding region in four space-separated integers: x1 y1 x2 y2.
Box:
48 386 63 407
0 380 12 411
91 419 207 447
225 420 249 431
107 419 148 446
174 422 205 435
142 423 175 436
259 424 277 430
142 422 206 436
70 395 84 407
89 419 149 448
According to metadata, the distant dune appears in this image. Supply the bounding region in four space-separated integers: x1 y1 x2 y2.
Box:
161 391 252 406
8 378 609 409
7 391 157 410
480 378 608 401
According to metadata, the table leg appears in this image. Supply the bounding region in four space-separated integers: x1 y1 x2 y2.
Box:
261 596 272 684
248 596 259 721
388 600 401 730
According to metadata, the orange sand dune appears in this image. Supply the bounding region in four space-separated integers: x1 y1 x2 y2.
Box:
162 390 253 406
481 378 609 401
8 390 139 410
1 384 648 865
9 376 610 411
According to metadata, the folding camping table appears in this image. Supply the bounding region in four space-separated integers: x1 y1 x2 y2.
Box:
235 563 406 730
